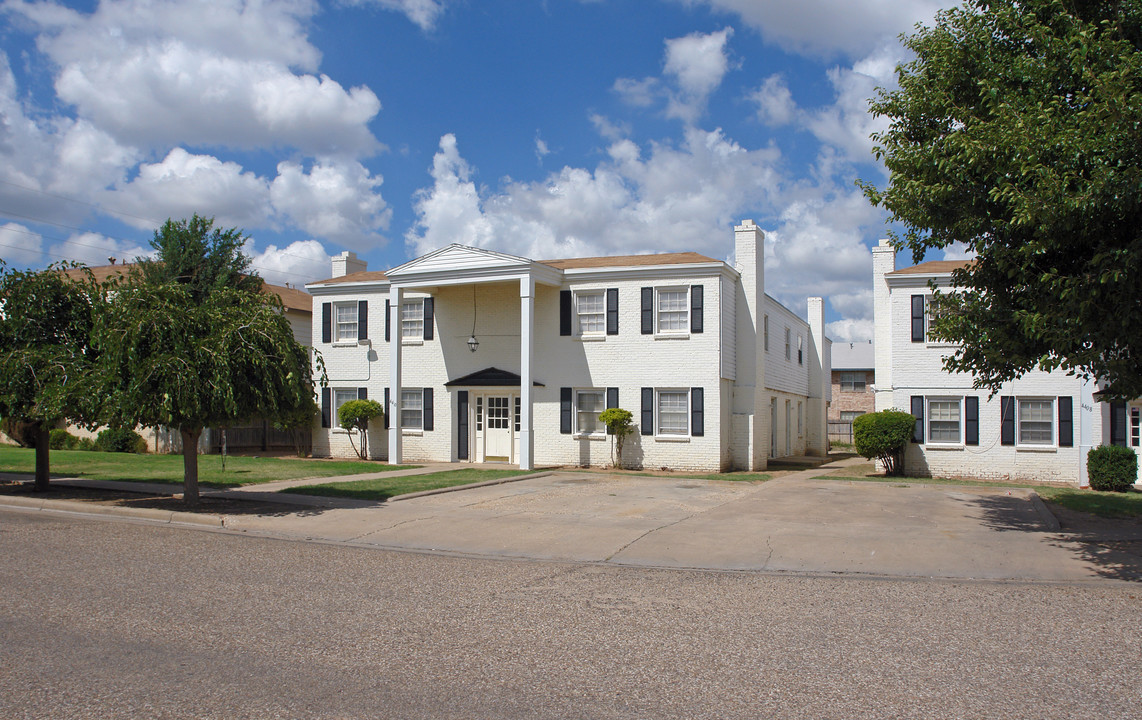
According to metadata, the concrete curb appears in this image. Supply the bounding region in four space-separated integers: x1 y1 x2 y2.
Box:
1028 491 1062 533
0 495 227 528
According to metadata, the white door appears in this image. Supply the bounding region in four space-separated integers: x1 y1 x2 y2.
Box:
484 396 513 462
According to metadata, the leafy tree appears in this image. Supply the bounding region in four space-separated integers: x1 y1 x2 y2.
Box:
337 399 384 460
94 220 318 505
599 407 634 469
273 397 320 457
853 410 915 477
0 261 101 490
861 0 1142 399
136 214 262 301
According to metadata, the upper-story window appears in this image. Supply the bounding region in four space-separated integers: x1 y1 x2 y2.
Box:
657 288 689 333
763 314 769 352
577 292 605 335
784 327 791 361
797 335 803 365
911 294 952 344
840 372 866 392
401 299 424 339
335 302 358 342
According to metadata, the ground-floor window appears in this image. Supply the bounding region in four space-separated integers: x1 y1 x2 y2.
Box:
927 398 961 444
657 390 689 436
1132 406 1140 447
401 389 423 429
576 389 605 435
1018 398 1054 445
333 389 358 428
839 410 865 423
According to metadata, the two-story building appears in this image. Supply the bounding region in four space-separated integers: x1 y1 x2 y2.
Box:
872 239 1141 486
828 340 875 442
306 220 831 471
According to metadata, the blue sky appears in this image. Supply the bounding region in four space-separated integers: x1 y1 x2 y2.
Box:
0 0 961 341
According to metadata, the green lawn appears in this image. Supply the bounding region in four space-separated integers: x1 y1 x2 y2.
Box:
0 445 416 488
818 471 1142 518
287 468 535 501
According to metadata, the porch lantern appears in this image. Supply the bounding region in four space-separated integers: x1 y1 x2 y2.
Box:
467 334 479 352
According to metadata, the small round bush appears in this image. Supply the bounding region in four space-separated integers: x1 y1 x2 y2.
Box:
1087 445 1138 492
49 428 78 450
76 437 97 451
95 427 147 454
853 409 916 476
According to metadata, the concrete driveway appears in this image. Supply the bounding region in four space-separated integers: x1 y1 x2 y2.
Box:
221 465 1134 583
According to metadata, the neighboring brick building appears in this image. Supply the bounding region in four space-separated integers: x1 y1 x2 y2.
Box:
306 220 832 471
872 239 1129 486
828 340 875 434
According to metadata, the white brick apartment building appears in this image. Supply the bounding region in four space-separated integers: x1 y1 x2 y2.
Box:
873 239 1141 486
306 220 831 471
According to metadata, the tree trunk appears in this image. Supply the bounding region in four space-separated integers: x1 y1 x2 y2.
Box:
180 428 202 506
34 425 50 492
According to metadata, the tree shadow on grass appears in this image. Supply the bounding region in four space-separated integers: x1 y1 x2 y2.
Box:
967 492 1142 583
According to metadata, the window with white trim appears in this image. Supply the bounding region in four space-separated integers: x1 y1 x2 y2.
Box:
1131 406 1140 447
927 398 961 444
575 389 605 435
839 410 865 423
797 335 803 365
335 303 358 342
401 299 424 340
840 372 866 392
576 291 605 335
657 390 689 435
333 389 357 428
401 389 423 429
1018 398 1054 445
656 288 689 333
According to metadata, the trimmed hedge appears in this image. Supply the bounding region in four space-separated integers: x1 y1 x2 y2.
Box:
1087 445 1138 492
95 427 147 454
49 428 79 449
853 409 915 476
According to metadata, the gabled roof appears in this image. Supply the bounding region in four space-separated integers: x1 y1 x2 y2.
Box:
443 366 546 387
831 341 875 371
886 259 973 276
540 251 719 270
61 263 312 313
309 269 390 286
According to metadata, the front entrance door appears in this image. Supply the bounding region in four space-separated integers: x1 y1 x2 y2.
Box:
484 395 513 462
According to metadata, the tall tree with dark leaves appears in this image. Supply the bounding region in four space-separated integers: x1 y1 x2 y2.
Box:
0 261 101 490
861 0 1142 399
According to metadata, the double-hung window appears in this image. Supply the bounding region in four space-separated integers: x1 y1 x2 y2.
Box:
657 391 689 436
927 398 962 444
763 315 769 352
401 389 423 429
784 327 791 361
576 389 605 435
335 303 358 342
656 288 688 333
577 292 605 335
333 389 358 428
401 299 424 340
840 372 866 392
1018 398 1054 445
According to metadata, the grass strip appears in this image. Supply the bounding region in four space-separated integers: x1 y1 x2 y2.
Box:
0 445 416 488
285 468 535 501
818 472 1142 519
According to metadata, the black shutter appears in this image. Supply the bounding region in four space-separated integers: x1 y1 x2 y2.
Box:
321 387 331 428
560 290 572 336
1000 396 1015 445
691 285 703 334
322 302 332 344
458 391 469 460
965 396 979 446
423 388 434 431
383 388 390 429
691 387 704 437
641 387 653 435
1111 400 1127 446
560 387 572 434
384 299 391 342
358 300 368 341
358 387 368 400
423 297 434 340
911 396 924 443
606 387 618 435
641 287 653 334
911 295 925 342
606 288 618 335
1058 396 1073 447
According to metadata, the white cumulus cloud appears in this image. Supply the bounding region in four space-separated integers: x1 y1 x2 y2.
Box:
244 238 333 287
0 223 45 267
270 159 391 248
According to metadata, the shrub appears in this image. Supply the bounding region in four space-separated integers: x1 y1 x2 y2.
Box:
337 399 384 459
853 409 915 476
76 437 96 451
599 407 635 468
49 428 78 450
95 427 147 454
1087 445 1138 492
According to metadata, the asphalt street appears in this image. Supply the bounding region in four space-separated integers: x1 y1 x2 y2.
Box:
1 509 1140 719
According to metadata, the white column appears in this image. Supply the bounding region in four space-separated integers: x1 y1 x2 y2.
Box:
388 286 403 464
519 275 535 470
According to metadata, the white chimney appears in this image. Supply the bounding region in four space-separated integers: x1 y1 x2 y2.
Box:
331 251 367 278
